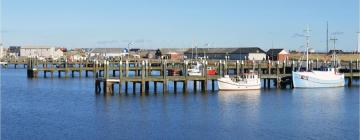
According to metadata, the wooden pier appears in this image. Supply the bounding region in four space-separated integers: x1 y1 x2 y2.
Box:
22 58 360 94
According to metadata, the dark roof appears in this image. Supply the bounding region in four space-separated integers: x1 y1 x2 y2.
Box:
267 48 285 55
160 48 189 54
90 48 125 53
184 47 265 54
129 48 141 52
328 49 343 54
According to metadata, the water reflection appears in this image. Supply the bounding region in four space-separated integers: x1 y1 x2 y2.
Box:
217 90 262 132
218 90 261 104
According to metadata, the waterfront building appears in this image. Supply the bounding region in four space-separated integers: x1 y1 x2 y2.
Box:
139 49 157 59
159 48 188 60
8 46 21 57
88 48 127 59
184 47 266 60
328 49 344 54
267 48 289 61
19 45 64 59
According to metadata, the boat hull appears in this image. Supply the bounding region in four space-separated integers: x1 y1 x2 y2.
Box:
218 78 261 91
292 71 345 88
188 72 202 76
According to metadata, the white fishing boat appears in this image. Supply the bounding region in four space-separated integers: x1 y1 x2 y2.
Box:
218 73 261 91
292 26 345 88
188 61 202 76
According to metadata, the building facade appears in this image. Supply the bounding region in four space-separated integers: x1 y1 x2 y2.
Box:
184 47 266 60
88 48 127 60
267 48 289 61
20 46 63 59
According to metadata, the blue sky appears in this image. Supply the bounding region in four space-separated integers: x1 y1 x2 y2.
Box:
1 0 359 51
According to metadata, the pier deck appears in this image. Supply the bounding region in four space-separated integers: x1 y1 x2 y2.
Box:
19 58 360 94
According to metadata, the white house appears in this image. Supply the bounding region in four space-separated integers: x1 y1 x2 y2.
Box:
53 49 64 60
89 48 127 57
20 45 63 59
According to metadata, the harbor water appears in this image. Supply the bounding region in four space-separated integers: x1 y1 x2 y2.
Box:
1 68 359 140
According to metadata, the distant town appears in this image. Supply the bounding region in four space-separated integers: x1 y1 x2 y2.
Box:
0 45 359 63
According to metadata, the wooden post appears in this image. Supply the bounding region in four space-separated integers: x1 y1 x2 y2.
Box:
133 82 136 94
85 61 88 77
184 60 188 77
282 61 286 74
79 59 82 78
236 60 240 77
174 81 177 93
257 62 261 76
194 80 197 92
125 60 129 94
252 60 255 72
223 61 227 76
276 61 279 75
95 79 100 93
201 80 206 92
348 60 353 87
65 59 68 78
147 61 151 76
163 61 168 93
218 60 222 77
183 80 187 93
145 81 149 93
276 61 280 88
211 80 215 91
93 60 97 78
141 61 145 94
268 60 271 75
241 60 244 74
204 61 208 92
119 61 123 94
106 60 110 79
103 80 107 93
263 79 266 88
154 81 158 93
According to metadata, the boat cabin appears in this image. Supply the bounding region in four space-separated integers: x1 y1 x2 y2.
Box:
231 73 259 82
238 74 258 79
319 66 336 72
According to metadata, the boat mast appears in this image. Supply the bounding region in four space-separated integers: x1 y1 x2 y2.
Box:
326 22 329 52
305 25 310 71
330 37 338 67
195 44 198 60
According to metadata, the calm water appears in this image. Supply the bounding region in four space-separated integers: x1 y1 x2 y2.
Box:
1 68 359 140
